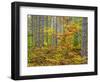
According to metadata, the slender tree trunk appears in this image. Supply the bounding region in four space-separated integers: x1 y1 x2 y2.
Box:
32 16 36 48
81 17 87 56
39 16 41 48
36 16 40 47
31 16 34 47
56 16 62 45
44 16 46 47
41 15 44 47
34 16 37 47
48 16 52 46
36 16 38 47
60 17 63 34
46 16 48 46
28 15 32 48
53 16 57 47
51 16 54 47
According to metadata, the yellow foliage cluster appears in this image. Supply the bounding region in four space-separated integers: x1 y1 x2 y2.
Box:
28 47 87 67
43 27 54 35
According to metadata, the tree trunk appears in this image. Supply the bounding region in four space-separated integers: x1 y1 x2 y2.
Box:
81 17 87 56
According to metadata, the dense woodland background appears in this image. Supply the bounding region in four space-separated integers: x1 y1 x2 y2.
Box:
27 15 88 66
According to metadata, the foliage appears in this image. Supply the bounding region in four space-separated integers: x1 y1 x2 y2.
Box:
27 16 88 66
28 47 87 66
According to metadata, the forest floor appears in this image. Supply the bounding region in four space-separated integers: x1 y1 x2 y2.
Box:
28 46 87 67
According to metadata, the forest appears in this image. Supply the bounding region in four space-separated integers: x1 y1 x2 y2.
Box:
27 15 88 67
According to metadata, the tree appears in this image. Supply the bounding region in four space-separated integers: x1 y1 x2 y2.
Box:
81 17 88 56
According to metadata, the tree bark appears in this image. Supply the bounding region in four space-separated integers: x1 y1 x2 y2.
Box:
81 17 87 56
